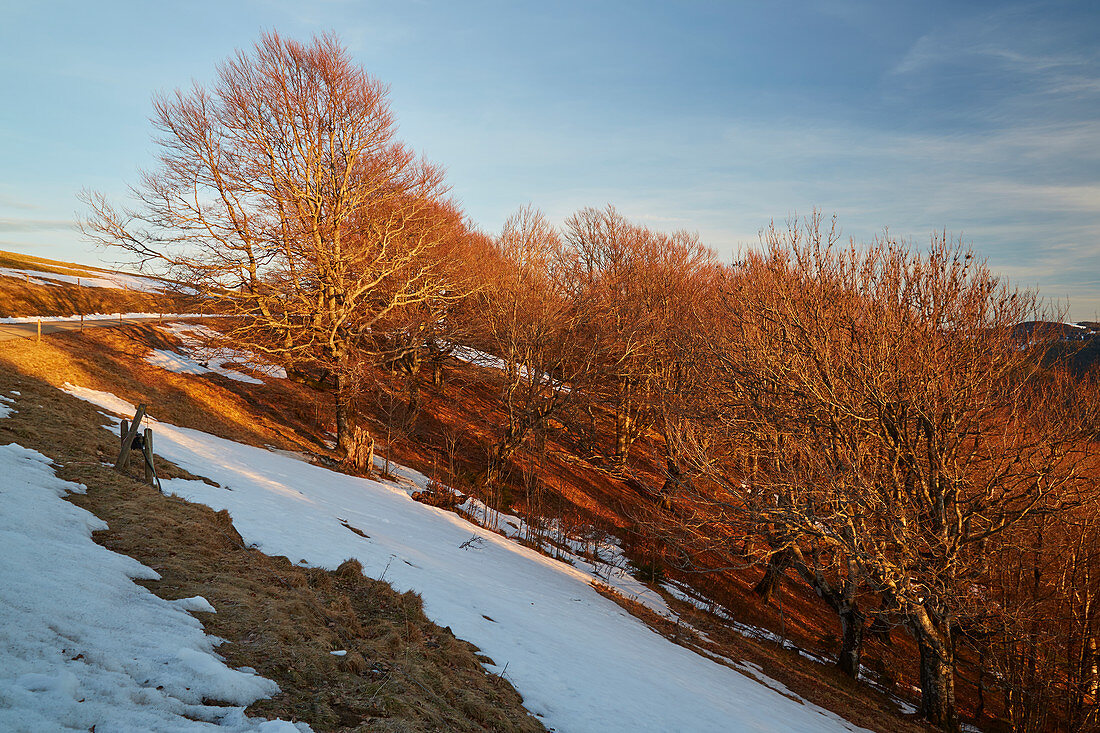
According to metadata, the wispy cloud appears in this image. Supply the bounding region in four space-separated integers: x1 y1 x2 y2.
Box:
888 3 1100 128
0 191 41 211
0 218 78 233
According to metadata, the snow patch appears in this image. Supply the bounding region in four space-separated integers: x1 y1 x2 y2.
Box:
0 265 195 294
0 441 305 731
172 596 217 614
0 312 213 324
146 322 286 384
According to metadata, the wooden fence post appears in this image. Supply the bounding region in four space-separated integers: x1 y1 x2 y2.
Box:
119 419 129 468
143 427 153 484
36 318 40 344
114 404 146 471
80 314 84 332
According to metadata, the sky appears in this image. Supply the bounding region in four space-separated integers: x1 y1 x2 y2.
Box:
1 0 1098 318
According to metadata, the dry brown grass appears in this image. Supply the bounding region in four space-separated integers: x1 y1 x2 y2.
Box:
0 324 327 453
0 337 545 731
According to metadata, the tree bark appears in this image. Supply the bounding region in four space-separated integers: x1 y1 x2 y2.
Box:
837 604 865 679
914 620 959 732
660 458 685 496
615 405 632 465
753 550 792 603
406 368 421 426
335 370 353 458
486 430 522 487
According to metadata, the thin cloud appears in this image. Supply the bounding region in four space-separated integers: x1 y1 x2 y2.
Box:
0 218 79 233
0 194 40 211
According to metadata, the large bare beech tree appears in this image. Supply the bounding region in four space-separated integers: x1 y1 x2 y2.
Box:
82 32 466 457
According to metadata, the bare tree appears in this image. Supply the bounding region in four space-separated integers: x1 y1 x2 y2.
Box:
561 206 722 475
475 206 587 487
82 32 468 459
561 206 656 467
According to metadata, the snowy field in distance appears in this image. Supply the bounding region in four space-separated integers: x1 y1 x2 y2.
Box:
64 383 872 733
0 265 193 294
0 312 207 324
0 434 305 731
146 323 287 385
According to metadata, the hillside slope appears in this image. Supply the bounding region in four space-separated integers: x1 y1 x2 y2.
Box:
0 349 545 731
0 253 931 731
62 382 872 733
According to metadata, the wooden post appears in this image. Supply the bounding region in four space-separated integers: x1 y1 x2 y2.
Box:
80 314 84 332
119 312 123 324
119 419 129 468
143 427 153 484
36 318 40 343
114 404 146 471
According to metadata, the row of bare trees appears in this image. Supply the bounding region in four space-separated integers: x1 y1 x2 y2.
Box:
469 207 1100 731
642 216 1100 731
83 31 1099 732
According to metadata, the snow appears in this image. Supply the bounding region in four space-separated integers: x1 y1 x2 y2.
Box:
0 393 15 419
449 343 515 374
173 596 218 614
0 440 307 732
368 454 672 613
0 265 191 294
64 383 872 733
0 312 208 324
146 323 287 384
659 579 834 665
449 342 568 391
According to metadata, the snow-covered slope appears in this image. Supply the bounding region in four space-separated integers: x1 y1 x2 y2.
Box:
64 384 873 733
0 264 188 294
0 437 304 732
146 322 287 384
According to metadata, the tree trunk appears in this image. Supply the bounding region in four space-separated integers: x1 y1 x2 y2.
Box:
615 406 631 465
346 425 375 471
335 371 354 458
486 432 520 487
1089 632 1099 698
753 550 791 603
916 626 958 732
660 458 684 496
406 369 421 426
837 604 865 679
432 360 445 390
974 645 987 725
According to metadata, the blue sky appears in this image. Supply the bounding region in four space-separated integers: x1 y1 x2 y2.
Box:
1 0 1098 317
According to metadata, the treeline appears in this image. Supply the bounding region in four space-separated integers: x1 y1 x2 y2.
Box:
81 32 1099 733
